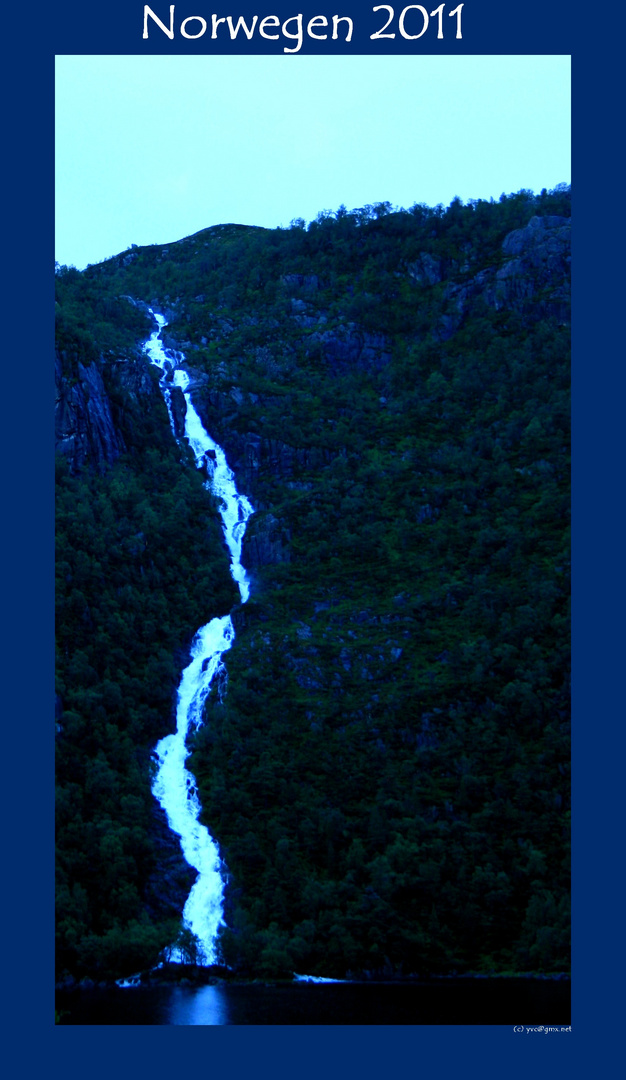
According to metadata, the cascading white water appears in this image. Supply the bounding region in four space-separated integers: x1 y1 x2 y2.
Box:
144 311 253 965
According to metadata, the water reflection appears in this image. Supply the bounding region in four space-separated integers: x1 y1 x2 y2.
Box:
56 978 571 1026
168 984 229 1025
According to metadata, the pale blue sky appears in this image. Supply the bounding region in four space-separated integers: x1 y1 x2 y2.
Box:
55 54 570 269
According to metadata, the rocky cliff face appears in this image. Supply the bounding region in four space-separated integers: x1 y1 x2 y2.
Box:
55 343 163 472
242 510 291 568
306 325 392 374
439 214 571 339
55 352 125 471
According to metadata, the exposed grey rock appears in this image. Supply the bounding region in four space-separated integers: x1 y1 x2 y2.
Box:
289 654 325 690
55 352 125 472
307 325 391 373
437 214 571 338
494 215 570 318
120 295 150 315
193 391 336 495
115 356 158 399
243 511 291 567
502 215 570 258
407 253 442 286
169 386 187 441
281 273 320 292
339 648 352 671
181 366 210 391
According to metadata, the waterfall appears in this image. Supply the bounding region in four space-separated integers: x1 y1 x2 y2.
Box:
143 311 253 965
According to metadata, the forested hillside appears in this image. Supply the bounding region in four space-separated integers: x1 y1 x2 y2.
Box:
55 186 570 982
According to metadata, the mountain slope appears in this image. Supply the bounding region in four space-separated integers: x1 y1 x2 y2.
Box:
55 187 570 980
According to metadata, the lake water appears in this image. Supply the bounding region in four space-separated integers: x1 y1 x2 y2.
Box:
56 978 570 1025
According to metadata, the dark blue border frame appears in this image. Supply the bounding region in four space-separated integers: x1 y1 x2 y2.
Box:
8 0 621 1074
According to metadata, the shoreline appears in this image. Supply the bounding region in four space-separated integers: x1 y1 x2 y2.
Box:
56 967 571 993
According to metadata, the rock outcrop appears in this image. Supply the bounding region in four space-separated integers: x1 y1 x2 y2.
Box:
55 352 124 472
55 335 164 472
306 325 391 373
407 252 443 286
243 511 291 568
439 214 571 339
169 386 187 441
